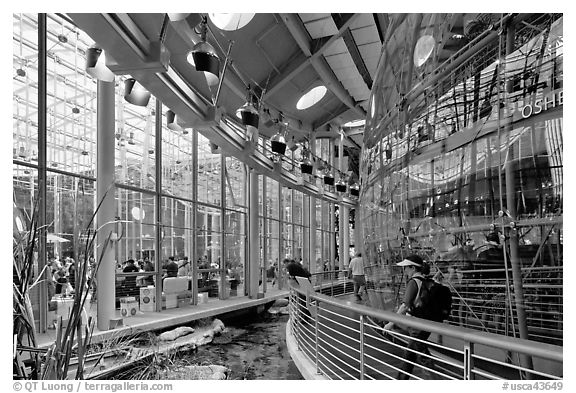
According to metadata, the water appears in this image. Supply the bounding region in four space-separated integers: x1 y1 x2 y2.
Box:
171 312 303 380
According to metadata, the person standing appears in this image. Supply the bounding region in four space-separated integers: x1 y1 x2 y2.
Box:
384 254 433 379
348 252 366 301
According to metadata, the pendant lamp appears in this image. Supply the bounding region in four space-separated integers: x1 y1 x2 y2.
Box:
124 78 151 107
187 16 220 87
85 47 114 82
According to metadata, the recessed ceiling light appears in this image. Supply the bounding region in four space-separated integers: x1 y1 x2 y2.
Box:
296 86 327 110
343 119 365 127
209 14 255 31
414 35 435 67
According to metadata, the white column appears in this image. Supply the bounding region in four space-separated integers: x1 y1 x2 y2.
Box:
96 80 116 331
342 206 350 270
248 169 260 298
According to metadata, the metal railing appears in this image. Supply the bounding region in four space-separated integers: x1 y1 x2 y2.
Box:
287 280 562 380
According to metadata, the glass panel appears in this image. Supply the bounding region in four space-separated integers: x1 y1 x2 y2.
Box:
266 177 279 219
197 133 221 205
162 105 194 199
14 14 40 164
196 203 221 263
115 93 157 191
225 156 247 209
293 189 302 225
281 186 292 222
115 188 155 262
294 225 303 262
160 197 193 264
44 15 97 175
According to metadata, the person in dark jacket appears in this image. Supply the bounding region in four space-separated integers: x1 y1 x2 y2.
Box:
283 258 311 279
384 254 435 379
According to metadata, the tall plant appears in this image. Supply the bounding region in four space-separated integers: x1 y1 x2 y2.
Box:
13 187 117 379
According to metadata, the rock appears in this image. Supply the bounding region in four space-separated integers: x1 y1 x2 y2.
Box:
273 298 289 307
158 326 195 341
211 319 225 335
164 365 229 380
211 371 227 380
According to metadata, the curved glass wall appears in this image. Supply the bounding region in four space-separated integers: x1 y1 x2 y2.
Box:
360 15 563 345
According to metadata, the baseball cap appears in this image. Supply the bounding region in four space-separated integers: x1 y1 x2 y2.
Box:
396 254 424 267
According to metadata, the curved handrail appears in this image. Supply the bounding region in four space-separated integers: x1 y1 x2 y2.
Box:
289 281 562 364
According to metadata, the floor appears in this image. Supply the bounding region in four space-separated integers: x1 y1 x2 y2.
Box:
37 285 289 348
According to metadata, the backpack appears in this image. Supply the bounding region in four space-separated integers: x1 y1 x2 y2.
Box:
408 276 452 322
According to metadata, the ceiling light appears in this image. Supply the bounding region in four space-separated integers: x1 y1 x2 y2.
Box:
336 178 347 193
271 130 286 155
323 169 334 186
167 13 190 21
209 13 255 31
166 110 183 131
85 47 114 82
237 87 259 143
350 183 360 197
124 78 151 107
187 17 220 87
210 142 221 154
286 136 298 152
271 115 287 155
300 149 313 174
343 119 365 128
296 86 327 110
414 35 436 67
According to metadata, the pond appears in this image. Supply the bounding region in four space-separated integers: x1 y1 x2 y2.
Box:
115 311 304 380
200 312 303 380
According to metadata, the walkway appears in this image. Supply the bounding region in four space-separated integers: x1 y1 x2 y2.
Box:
37 287 289 348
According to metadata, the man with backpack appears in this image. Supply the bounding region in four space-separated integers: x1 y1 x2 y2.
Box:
384 254 452 379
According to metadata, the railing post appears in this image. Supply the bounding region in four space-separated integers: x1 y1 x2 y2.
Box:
360 315 365 380
464 342 474 380
315 299 320 374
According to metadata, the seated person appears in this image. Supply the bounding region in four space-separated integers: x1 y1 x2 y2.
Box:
53 268 69 295
164 256 179 278
122 259 140 296
142 259 155 286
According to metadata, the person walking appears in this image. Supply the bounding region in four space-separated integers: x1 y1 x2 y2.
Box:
384 254 434 379
348 252 366 301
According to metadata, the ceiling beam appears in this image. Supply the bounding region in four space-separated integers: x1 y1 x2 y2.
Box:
278 13 366 120
340 27 373 90
264 13 361 101
312 102 349 130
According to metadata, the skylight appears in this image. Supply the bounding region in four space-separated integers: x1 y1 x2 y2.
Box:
344 119 365 128
414 35 435 67
296 86 327 110
209 14 255 31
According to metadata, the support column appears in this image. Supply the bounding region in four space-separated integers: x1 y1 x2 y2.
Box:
303 195 310 269
354 205 363 255
219 154 226 298
154 99 163 312
38 13 48 333
96 79 116 331
248 169 260 298
337 133 350 274
191 130 198 304
504 21 533 373
309 137 317 273
329 203 335 272
309 196 316 274
342 206 350 270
